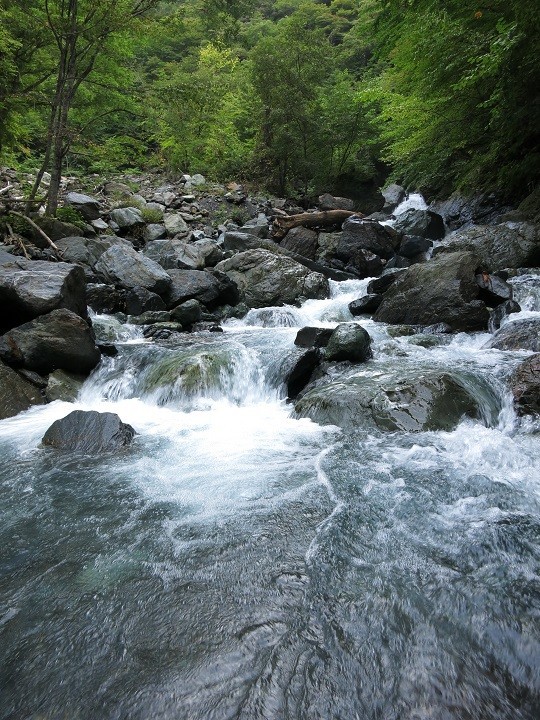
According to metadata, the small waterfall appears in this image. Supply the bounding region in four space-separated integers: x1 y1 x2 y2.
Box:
508 273 540 312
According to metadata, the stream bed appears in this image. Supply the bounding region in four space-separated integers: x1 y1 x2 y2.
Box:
1 278 539 720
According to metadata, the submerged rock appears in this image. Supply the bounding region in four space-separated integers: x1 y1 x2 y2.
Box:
0 360 45 419
45 369 86 402
42 410 135 452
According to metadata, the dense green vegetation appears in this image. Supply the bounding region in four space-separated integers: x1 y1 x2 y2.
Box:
0 0 538 206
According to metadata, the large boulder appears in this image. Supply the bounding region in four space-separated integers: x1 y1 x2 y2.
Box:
318 193 355 211
214 249 329 308
482 318 540 352
95 244 171 295
0 360 45 419
349 294 383 315
125 286 166 315
54 236 113 270
510 354 540 416
382 184 406 213
42 410 135 453
45 369 85 402
163 213 189 236
340 217 401 260
316 232 384 278
294 371 487 432
0 309 101 375
165 269 239 310
32 217 84 247
286 349 321 399
0 255 87 331
393 209 445 240
429 193 511 230
86 283 125 314
64 192 101 222
434 223 540 271
280 226 319 260
374 251 489 331
325 323 372 362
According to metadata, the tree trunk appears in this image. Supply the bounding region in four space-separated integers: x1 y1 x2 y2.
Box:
271 209 360 239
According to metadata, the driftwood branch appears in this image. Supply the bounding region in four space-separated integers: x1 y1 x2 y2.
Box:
8 211 61 254
6 223 30 260
0 184 13 196
271 209 361 239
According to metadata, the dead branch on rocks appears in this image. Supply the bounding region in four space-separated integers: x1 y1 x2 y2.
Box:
271 209 361 239
8 210 61 255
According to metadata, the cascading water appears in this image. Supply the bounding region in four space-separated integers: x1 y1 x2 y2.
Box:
1 276 539 720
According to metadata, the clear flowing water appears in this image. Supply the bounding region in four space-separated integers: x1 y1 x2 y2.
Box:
1 278 539 720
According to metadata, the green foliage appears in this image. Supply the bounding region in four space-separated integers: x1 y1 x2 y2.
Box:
55 206 86 228
141 207 164 223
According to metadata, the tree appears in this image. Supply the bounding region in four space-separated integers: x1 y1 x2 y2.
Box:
26 0 158 215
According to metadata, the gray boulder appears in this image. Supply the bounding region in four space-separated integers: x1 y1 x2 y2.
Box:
0 309 101 375
434 222 540 271
349 294 383 315
374 251 489 331
286 349 321 399
294 326 333 348
0 360 45 419
86 283 125 314
42 410 135 453
109 207 145 232
163 213 189 236
482 318 540 352
325 323 372 363
143 224 167 242
382 184 406 213
0 255 87 331
54 236 113 269
399 235 433 258
510 354 540 416
64 192 101 222
393 209 445 240
125 286 166 315
340 217 401 260
280 227 319 260
238 215 269 238
32 217 84 247
170 299 203 327
318 193 355 211
215 249 329 308
165 269 239 310
95 244 171 295
295 371 486 432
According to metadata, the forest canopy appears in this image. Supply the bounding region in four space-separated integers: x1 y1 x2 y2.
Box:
0 0 538 205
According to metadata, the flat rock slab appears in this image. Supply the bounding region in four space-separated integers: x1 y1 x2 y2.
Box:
42 410 135 453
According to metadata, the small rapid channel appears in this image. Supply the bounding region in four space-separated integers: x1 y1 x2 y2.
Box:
1 273 539 719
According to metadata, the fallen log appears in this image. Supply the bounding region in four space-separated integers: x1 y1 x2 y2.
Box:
271 209 361 239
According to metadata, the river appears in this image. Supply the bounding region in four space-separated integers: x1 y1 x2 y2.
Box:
1 242 539 719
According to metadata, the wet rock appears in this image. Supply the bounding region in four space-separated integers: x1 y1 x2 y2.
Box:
488 300 521 333
374 251 490 332
367 269 406 295
42 410 135 453
382 184 406 212
294 326 334 349
340 217 401 260
510 354 540 416
215 249 328 309
385 255 411 270
142 322 183 339
170 299 203 327
434 222 540 270
109 207 145 232
45 369 85 402
0 255 88 331
128 311 171 325
393 209 445 240
280 227 319 260
0 309 101 375
430 193 511 230
95 244 171 295
0 360 45 419
475 272 512 306
86 283 125 314
325 323 372 363
125 286 166 315
64 192 101 222
399 235 433 258
349 294 383 315
165 269 239 310
483 318 540 352
286 349 321 399
295 371 485 432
